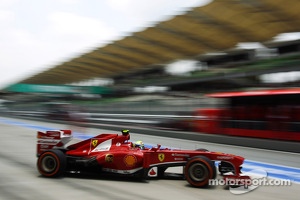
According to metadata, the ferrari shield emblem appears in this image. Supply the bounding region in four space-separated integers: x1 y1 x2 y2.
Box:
92 139 98 147
158 153 165 162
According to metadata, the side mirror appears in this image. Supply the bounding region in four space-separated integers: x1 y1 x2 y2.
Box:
151 144 161 151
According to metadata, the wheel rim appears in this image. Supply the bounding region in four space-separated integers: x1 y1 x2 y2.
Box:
188 163 208 182
41 155 57 173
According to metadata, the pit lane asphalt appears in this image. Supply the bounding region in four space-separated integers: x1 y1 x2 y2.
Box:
0 117 299 200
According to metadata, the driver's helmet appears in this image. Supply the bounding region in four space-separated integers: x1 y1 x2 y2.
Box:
133 140 145 149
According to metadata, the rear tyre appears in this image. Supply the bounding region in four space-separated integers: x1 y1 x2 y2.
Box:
37 150 66 177
185 156 215 187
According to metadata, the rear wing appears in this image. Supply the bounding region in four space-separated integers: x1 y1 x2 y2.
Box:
37 130 73 156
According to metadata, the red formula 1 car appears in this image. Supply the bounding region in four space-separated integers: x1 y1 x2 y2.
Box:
36 129 250 188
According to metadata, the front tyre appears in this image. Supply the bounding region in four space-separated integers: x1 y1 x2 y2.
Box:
37 150 66 177
185 156 215 187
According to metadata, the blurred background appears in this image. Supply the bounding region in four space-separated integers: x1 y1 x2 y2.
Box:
1 0 300 143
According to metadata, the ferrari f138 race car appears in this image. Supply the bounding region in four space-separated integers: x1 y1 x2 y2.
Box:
36 129 250 188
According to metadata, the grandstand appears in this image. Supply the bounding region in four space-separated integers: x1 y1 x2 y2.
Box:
2 0 300 96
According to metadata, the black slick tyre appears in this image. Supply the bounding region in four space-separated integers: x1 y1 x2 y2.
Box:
185 156 215 187
37 150 66 177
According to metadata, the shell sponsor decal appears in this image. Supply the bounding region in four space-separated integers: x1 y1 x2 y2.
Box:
124 154 137 167
91 139 98 147
105 154 114 163
158 153 165 162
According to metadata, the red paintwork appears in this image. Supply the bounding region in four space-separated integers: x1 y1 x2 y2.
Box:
37 130 72 156
65 132 245 172
37 130 249 182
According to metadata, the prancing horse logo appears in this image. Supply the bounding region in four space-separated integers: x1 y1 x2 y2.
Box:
92 139 98 147
158 153 165 162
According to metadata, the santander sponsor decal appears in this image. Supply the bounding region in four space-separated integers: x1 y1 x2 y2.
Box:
148 167 158 177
